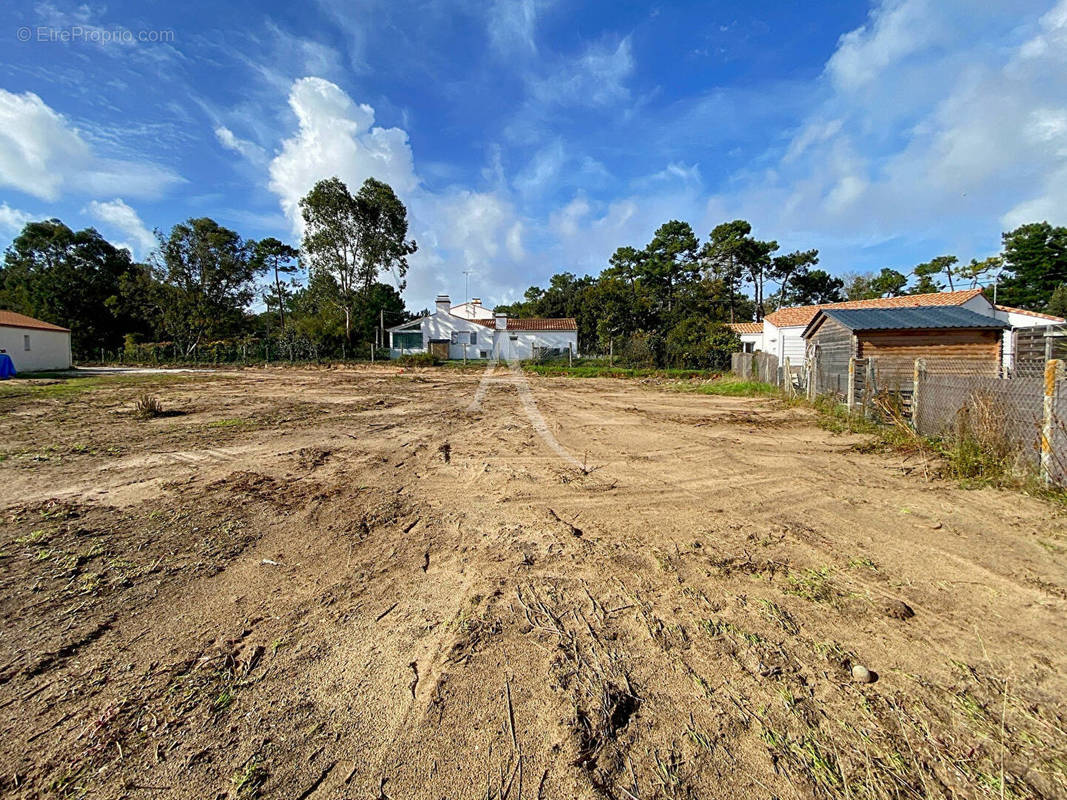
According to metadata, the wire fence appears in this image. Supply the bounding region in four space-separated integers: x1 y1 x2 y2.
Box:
912 357 1065 485
730 344 1067 487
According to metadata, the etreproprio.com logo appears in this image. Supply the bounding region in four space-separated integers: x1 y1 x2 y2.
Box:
17 26 175 44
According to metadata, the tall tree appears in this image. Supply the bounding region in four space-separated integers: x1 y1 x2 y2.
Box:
912 254 957 293
702 220 750 322
300 178 362 341
641 220 699 317
354 177 418 294
785 269 844 305
300 176 416 342
958 256 1000 289
154 218 258 355
770 249 819 308
1046 284 1067 318
0 219 153 355
997 222 1067 310
251 237 301 331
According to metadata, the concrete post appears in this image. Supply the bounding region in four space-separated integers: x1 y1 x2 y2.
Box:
912 358 925 430
1042 359 1064 486
847 357 857 413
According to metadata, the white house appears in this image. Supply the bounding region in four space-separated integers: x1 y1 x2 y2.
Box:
388 295 578 361
730 288 1062 371
450 298 495 321
0 310 72 373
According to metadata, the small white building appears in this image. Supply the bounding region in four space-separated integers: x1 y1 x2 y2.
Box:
450 297 495 321
730 289 1063 372
388 295 578 361
0 310 72 373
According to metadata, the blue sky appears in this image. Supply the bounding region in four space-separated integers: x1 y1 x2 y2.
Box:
2 0 1067 310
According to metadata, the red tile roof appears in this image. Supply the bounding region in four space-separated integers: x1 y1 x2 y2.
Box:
0 310 70 332
470 317 578 331
994 304 1065 323
765 289 984 328
728 322 763 334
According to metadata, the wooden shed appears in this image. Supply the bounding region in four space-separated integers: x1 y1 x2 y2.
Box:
802 306 1008 397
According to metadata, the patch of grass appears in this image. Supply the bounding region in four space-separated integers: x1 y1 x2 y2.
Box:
231 759 268 797
683 377 780 397
523 363 724 380
700 617 766 647
785 567 840 605
0 371 209 400
207 417 251 428
756 598 800 635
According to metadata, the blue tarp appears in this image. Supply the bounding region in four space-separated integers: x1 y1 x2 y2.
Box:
0 353 16 379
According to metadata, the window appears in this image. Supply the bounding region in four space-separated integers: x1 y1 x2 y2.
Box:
479 350 488 358
450 331 460 344
23 334 30 351
509 335 518 341
469 332 477 346
393 331 421 349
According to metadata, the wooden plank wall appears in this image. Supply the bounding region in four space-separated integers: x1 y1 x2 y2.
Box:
809 317 855 398
857 329 1001 389
1015 326 1066 375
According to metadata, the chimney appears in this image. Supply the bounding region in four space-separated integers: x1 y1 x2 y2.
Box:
495 312 508 330
435 294 451 313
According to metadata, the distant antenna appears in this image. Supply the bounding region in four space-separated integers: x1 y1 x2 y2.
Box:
462 270 472 305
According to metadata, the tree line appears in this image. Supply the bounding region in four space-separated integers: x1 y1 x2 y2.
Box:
2 173 1064 367
498 219 1067 363
0 177 416 361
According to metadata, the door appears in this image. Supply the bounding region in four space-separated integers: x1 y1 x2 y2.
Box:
429 340 449 359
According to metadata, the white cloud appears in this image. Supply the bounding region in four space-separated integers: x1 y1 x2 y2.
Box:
529 36 634 107
704 0 1067 264
267 77 529 307
215 126 267 164
0 203 33 235
0 89 181 202
826 0 946 91
487 0 540 56
269 77 417 234
85 198 156 258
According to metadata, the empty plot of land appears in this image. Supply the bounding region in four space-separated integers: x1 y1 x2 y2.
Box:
0 366 1064 800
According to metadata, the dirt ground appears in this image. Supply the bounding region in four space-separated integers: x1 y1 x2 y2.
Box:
1 365 1065 800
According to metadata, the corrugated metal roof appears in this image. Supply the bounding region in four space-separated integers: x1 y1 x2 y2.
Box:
810 306 1008 335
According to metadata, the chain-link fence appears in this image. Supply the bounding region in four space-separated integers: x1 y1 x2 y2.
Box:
893 357 1065 486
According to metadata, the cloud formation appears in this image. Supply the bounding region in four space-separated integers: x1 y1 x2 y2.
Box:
85 198 157 258
0 90 181 202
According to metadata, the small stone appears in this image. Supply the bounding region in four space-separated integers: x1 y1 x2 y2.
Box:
881 600 915 620
930 521 943 530
851 664 874 683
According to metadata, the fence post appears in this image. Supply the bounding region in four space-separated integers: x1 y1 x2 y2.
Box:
847 357 857 413
783 357 792 395
864 359 876 418
1043 359 1064 486
911 359 925 430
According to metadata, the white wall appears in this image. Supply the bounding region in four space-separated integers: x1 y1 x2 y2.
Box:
763 321 805 365
738 332 763 352
495 330 577 360
0 326 71 372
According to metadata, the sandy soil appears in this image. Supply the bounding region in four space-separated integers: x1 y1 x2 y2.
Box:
0 365 1064 800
